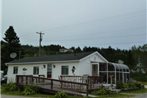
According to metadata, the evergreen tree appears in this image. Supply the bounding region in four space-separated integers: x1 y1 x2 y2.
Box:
1 26 21 74
4 26 21 57
75 47 82 53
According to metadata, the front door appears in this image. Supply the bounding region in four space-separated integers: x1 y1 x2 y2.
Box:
92 64 98 76
47 64 52 78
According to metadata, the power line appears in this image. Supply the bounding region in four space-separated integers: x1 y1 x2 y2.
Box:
36 32 44 56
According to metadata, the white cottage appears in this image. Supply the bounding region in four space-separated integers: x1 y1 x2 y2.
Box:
6 51 130 84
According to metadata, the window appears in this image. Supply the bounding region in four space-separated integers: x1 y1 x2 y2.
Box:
13 67 18 74
99 63 107 71
108 64 115 71
33 66 39 75
92 64 98 76
61 66 68 75
47 64 52 78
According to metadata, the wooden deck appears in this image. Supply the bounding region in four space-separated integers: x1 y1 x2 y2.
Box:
16 75 92 96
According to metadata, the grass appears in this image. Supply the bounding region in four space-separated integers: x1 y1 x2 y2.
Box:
1 91 84 98
1 88 147 98
96 94 133 98
140 82 147 85
1 91 133 98
122 88 147 94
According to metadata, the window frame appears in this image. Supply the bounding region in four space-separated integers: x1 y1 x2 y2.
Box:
99 63 107 71
13 66 18 74
33 66 39 75
61 66 69 75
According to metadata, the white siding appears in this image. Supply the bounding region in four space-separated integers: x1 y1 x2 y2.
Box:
52 62 79 79
78 53 107 76
78 58 91 75
7 62 79 83
7 65 16 83
7 64 47 83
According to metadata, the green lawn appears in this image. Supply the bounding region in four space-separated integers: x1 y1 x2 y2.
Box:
141 82 147 85
1 88 147 98
1 92 134 98
1 91 83 98
96 94 133 98
122 88 147 94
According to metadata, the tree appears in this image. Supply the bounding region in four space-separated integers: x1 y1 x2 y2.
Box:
75 47 82 53
1 26 21 74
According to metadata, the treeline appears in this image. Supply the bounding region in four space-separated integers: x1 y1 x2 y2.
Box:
20 44 147 70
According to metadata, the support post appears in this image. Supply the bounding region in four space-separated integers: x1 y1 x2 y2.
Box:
31 76 33 84
51 79 53 89
26 76 28 85
86 84 89 97
115 66 117 84
98 63 100 76
16 75 19 84
122 73 124 83
106 63 109 84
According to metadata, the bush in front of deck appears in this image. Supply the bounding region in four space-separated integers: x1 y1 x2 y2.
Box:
22 85 38 95
92 86 116 95
1 83 19 93
54 91 67 98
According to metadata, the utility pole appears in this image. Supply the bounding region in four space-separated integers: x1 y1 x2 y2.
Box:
36 32 44 56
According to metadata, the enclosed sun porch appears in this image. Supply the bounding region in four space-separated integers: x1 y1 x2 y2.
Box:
60 62 130 87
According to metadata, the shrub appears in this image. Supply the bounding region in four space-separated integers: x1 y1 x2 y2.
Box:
1 83 18 92
97 87 108 95
116 82 144 90
22 85 38 95
93 86 116 95
134 83 144 89
116 82 123 89
122 83 129 89
131 73 147 82
54 91 67 98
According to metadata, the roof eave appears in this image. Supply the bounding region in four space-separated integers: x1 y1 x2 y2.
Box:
5 60 79 65
80 51 109 63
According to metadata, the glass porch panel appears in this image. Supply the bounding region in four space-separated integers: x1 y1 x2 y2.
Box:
99 63 107 71
108 72 115 84
92 64 98 76
99 72 107 83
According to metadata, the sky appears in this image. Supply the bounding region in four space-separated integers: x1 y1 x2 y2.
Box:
1 0 147 49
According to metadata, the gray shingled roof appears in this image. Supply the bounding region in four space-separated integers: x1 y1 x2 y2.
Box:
8 52 93 64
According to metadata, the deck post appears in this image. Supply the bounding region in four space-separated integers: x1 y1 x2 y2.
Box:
51 79 53 89
26 76 28 85
61 81 63 89
86 83 89 97
16 75 19 84
21 76 24 84
31 75 33 84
